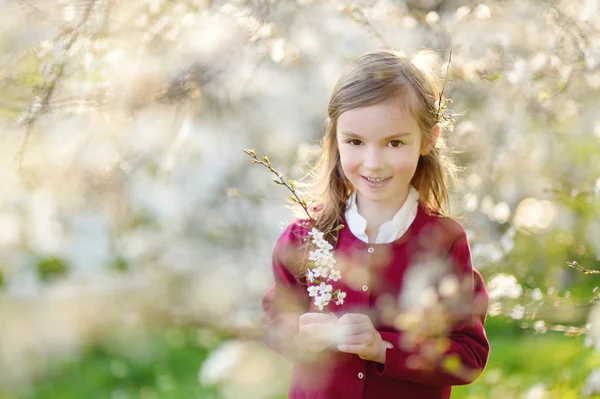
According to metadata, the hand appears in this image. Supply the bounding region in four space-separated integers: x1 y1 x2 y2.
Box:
335 313 392 363
297 312 338 353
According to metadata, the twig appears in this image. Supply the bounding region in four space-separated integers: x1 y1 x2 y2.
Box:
546 324 587 336
568 261 600 275
243 149 316 224
17 0 98 169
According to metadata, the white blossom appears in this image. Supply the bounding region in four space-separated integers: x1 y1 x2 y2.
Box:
488 274 523 300
312 266 329 279
523 383 547 399
314 292 332 311
335 291 346 306
533 320 547 333
308 248 327 263
582 368 600 397
304 227 345 311
308 228 324 241
329 269 341 282
317 282 333 295
510 304 525 320
306 269 314 283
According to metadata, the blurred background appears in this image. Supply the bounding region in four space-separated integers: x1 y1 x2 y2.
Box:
0 0 600 398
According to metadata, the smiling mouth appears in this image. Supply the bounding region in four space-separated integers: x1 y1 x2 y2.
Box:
362 176 391 183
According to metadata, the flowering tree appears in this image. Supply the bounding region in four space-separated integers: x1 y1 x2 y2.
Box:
1 0 600 397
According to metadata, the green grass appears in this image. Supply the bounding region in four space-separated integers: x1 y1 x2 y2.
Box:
454 323 600 399
1 328 222 399
3 322 600 399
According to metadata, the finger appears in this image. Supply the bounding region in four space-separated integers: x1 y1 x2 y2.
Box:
337 343 366 354
337 323 369 337
337 313 370 325
299 324 336 345
338 331 372 345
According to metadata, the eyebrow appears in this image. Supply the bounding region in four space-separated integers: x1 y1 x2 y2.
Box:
339 131 412 141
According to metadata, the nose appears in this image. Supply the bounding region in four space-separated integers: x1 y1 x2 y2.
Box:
363 145 384 170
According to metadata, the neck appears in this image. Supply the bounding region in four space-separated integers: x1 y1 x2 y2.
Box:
356 190 410 241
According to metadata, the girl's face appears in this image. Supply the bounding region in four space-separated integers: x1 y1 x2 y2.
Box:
336 97 425 211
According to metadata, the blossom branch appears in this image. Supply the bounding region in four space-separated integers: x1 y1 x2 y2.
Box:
243 148 316 225
567 261 600 275
17 0 99 168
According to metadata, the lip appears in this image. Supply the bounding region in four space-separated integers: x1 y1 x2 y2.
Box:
361 176 391 188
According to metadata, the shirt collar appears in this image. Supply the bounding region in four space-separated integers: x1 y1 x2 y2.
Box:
344 186 420 244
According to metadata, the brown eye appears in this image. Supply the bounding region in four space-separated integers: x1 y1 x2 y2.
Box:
388 140 403 148
348 139 363 146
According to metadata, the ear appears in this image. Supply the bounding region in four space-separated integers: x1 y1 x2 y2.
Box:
420 124 440 156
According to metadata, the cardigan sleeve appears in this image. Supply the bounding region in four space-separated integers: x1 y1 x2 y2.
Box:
375 231 490 386
261 222 311 362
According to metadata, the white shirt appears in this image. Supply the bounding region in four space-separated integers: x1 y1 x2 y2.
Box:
344 186 420 244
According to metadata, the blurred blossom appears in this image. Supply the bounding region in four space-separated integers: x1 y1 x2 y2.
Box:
580 0 599 21
472 243 504 264
530 53 548 72
480 195 494 215
199 340 290 399
531 288 543 301
0 212 21 248
466 173 482 189
439 276 459 298
398 260 446 310
199 340 245 385
473 4 492 19
594 178 600 198
589 220 600 261
425 11 439 25
269 38 286 63
500 226 516 254
533 320 547 334
586 302 600 352
513 198 557 229
510 304 525 320
582 368 600 397
455 6 470 21
463 192 478 212
488 302 502 317
402 15 418 29
522 383 547 399
507 58 527 85
62 4 76 22
491 202 511 224
488 274 523 300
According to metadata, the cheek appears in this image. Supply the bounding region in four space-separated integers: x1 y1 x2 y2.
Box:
338 147 359 171
391 152 420 171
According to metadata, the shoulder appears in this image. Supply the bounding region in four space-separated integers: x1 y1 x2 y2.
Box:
417 205 468 246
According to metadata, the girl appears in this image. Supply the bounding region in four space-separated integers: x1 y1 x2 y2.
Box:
261 49 489 399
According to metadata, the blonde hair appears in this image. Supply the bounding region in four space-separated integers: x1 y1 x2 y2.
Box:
300 49 458 240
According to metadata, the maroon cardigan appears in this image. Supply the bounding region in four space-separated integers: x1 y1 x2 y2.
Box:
262 204 490 399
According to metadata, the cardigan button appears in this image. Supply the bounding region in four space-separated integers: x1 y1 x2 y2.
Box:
362 285 368 292
367 247 374 253
358 372 364 379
